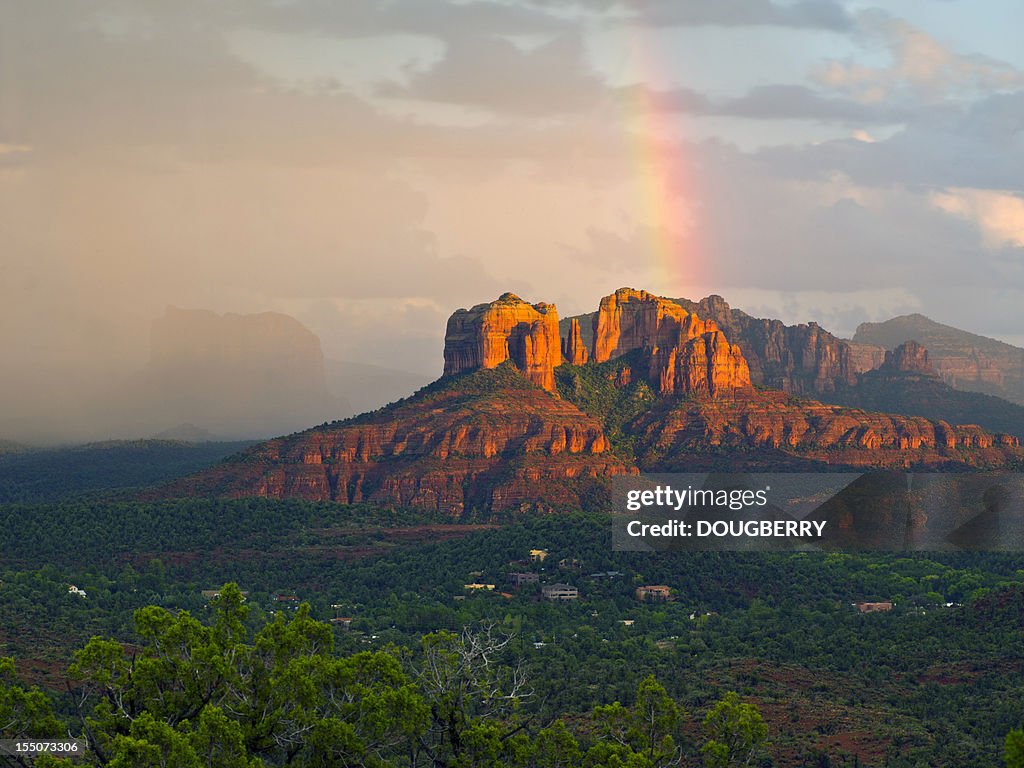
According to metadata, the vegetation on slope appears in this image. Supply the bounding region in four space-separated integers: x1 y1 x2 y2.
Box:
555 350 655 461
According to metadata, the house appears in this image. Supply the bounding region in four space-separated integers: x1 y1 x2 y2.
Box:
559 557 582 570
542 583 579 601
68 585 87 598
854 601 893 613
508 572 540 587
330 617 353 629
529 549 549 563
635 585 671 602
588 571 623 580
464 583 495 591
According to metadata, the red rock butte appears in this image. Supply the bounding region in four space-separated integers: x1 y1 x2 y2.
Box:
882 340 936 375
443 293 562 392
442 288 753 398
589 288 752 397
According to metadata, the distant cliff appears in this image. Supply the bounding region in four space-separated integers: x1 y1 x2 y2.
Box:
853 314 1024 404
824 341 1024 440
142 307 340 438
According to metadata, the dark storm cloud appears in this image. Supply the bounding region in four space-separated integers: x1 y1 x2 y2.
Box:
380 32 608 114
712 84 910 124
754 91 1024 190
242 0 571 39
619 0 854 31
624 83 910 126
530 0 853 30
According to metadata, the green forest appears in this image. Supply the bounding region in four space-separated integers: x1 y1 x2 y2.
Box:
1 444 1023 766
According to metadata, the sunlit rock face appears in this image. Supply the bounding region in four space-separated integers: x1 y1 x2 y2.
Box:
443 293 562 392
591 288 752 398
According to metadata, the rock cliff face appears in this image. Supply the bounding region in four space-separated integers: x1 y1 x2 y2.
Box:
630 390 1020 472
883 341 935 375
853 314 1024 404
157 291 1024 516
821 341 1024 441
674 295 860 393
443 293 561 392
649 330 753 397
159 366 633 515
592 288 702 362
589 288 752 397
846 341 887 374
562 318 589 366
143 307 337 438
569 293 877 395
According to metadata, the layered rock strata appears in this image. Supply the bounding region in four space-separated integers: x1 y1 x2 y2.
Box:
158 369 632 515
631 390 1020 472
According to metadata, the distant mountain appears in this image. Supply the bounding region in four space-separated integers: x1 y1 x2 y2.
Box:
158 290 1021 516
822 341 1024 441
137 307 344 438
853 314 1024 404
151 423 220 442
0 439 31 455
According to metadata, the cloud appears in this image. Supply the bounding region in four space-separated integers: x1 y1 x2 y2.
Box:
713 84 909 124
931 188 1024 248
638 83 909 125
725 286 924 337
618 0 854 31
752 90 1024 191
249 0 572 41
292 297 451 375
0 144 32 167
816 12 1024 103
380 32 608 114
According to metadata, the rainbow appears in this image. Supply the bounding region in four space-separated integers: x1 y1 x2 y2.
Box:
621 28 709 297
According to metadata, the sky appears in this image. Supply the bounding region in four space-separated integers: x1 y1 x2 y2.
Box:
2 0 1023 439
